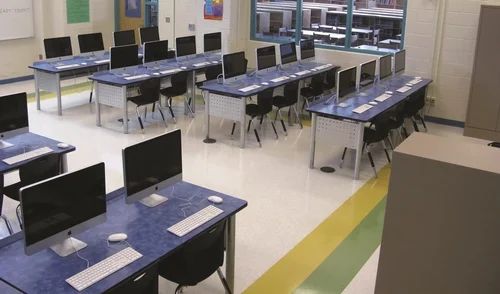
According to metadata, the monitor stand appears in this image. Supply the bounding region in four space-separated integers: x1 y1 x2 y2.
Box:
140 193 168 208
50 237 87 257
0 140 13 150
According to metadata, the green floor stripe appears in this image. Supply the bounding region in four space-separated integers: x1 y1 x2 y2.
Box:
295 198 387 294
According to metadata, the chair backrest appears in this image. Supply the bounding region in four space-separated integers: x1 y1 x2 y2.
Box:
324 67 339 90
137 78 161 105
284 80 300 103
19 154 61 189
311 72 325 88
170 71 189 95
257 88 275 114
205 64 222 81
371 112 392 138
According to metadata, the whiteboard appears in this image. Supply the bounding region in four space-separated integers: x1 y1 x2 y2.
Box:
0 0 34 41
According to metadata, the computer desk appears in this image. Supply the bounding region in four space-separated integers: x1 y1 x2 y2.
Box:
89 52 222 134
307 75 432 180
200 61 339 148
0 181 247 293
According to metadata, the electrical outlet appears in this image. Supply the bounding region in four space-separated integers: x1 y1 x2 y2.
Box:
426 97 436 105
188 24 195 31
165 17 170 23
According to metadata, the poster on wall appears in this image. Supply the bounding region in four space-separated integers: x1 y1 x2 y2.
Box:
204 0 223 20
67 0 90 24
126 0 141 18
0 0 34 41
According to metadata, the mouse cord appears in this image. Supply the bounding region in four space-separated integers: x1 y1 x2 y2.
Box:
70 237 90 268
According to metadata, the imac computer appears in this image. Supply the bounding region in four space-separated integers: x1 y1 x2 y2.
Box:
280 42 297 66
379 54 393 82
256 45 277 73
360 59 377 88
300 39 315 62
110 44 139 70
204 32 222 53
44 37 73 59
0 92 29 149
20 163 107 257
143 40 169 64
113 30 136 46
140 26 160 44
336 66 358 102
223 51 247 83
78 33 105 54
122 129 183 208
394 49 406 74
176 36 197 59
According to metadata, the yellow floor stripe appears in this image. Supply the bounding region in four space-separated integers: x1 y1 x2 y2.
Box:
26 82 92 103
243 166 391 294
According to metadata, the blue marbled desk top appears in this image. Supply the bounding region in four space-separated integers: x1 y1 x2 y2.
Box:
0 279 23 294
0 181 247 293
30 52 112 73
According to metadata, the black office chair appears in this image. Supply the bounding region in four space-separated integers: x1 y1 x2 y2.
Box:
272 80 302 135
386 103 407 146
128 78 167 132
231 88 278 147
300 72 325 111
322 67 339 95
159 220 232 294
403 88 427 133
3 154 62 228
160 71 190 122
0 176 13 235
196 64 223 88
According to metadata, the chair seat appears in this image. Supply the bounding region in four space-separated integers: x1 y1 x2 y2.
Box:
128 96 158 106
300 86 323 98
246 104 264 117
273 95 296 108
364 127 387 144
387 117 404 130
160 87 186 98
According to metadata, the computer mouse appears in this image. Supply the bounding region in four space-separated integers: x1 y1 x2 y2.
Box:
212 61 219 64
180 66 187 70
369 101 378 105
153 72 160 76
290 75 297 78
57 143 70 149
108 233 128 242
406 83 413 87
261 82 269 86
81 62 87 65
208 196 223 204
385 91 393 94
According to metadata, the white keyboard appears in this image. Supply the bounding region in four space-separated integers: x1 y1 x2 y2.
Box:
3 147 54 165
193 62 210 67
352 104 373 114
167 205 223 237
124 74 150 81
55 64 80 69
396 86 412 93
66 247 143 292
238 84 261 93
94 59 110 64
374 94 392 102
407 78 422 86
271 76 290 83
315 64 332 70
160 69 181 74
295 70 311 76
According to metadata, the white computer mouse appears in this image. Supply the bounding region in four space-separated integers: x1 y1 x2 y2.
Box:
369 101 378 105
385 91 393 94
212 61 219 64
208 196 223 204
57 143 69 149
81 62 87 65
261 82 269 86
180 66 187 70
108 233 128 242
153 72 160 76
290 75 297 78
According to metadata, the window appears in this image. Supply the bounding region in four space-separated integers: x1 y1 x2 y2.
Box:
252 0 406 54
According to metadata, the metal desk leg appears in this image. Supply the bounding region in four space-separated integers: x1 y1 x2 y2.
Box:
240 97 247 148
122 86 129 134
203 90 216 144
226 215 236 294
56 73 62 116
353 123 365 180
309 113 317 168
95 83 101 127
191 71 196 114
34 71 41 110
61 154 69 173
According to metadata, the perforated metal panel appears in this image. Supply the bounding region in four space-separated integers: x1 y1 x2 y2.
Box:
208 94 244 121
317 116 361 149
36 71 59 92
96 83 124 108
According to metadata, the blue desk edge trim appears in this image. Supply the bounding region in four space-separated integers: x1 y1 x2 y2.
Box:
426 116 465 128
0 75 34 85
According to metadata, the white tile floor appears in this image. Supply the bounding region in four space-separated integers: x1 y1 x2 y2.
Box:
0 81 487 293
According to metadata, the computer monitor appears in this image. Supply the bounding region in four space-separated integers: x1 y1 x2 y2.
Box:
176 36 197 58
256 45 277 72
337 66 358 100
143 40 169 63
394 49 406 74
110 44 139 69
379 54 393 81
122 129 183 208
114 30 136 46
44 37 73 59
300 39 315 61
20 163 107 257
223 51 247 83
0 92 29 149
204 32 222 53
78 32 104 54
140 26 160 44
360 60 377 88
280 42 297 65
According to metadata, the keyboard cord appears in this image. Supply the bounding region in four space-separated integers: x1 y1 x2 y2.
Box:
70 237 90 269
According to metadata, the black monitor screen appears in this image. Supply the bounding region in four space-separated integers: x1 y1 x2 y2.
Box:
395 49 406 73
223 51 247 79
111 45 139 69
78 33 104 53
144 40 169 63
379 55 393 80
44 37 73 59
257 46 276 70
123 130 182 197
280 42 297 65
114 30 136 46
360 60 376 88
300 39 315 60
176 36 197 57
338 67 357 98
21 163 106 247
204 32 222 52
140 27 160 44
0 93 28 134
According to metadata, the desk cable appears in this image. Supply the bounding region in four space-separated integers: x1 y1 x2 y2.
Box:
70 237 90 269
